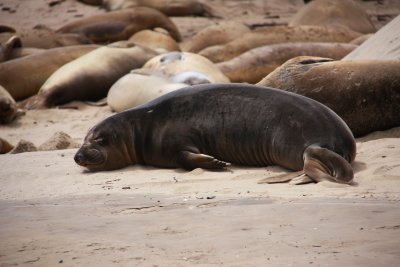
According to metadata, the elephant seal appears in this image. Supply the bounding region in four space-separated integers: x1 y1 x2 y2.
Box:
128 29 180 53
75 83 356 185
217 42 357 83
199 25 362 63
289 0 376 34
102 0 219 17
143 52 230 83
0 45 100 101
181 21 251 53
107 69 187 112
257 56 400 137
0 25 92 49
0 85 20 124
343 15 400 60
56 7 182 43
21 43 157 109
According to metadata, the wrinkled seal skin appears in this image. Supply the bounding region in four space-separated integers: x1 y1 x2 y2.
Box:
21 43 158 109
217 42 357 83
56 7 182 43
257 56 400 137
75 83 356 184
0 45 100 101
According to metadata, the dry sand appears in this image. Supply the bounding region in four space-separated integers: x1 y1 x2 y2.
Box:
0 0 400 266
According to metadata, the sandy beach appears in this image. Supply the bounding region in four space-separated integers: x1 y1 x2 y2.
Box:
0 0 400 266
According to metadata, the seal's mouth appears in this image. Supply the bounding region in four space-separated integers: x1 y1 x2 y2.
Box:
74 148 105 170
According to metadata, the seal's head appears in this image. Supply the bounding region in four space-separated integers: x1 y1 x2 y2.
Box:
74 116 135 171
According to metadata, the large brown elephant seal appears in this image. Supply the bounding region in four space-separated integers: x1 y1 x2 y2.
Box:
56 7 182 43
107 69 187 112
199 25 362 63
0 45 100 101
0 25 92 49
257 56 400 137
128 29 180 53
75 83 356 185
343 15 400 60
289 0 375 34
102 0 218 17
143 52 230 83
21 43 158 109
181 21 251 53
217 42 357 83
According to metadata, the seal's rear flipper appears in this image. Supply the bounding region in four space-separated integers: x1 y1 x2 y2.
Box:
257 171 308 184
303 145 354 184
178 151 230 170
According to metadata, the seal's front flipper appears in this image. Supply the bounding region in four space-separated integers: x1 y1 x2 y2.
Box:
178 151 230 170
303 145 354 184
258 171 304 184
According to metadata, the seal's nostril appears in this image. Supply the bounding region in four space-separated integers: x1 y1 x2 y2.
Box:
74 153 82 164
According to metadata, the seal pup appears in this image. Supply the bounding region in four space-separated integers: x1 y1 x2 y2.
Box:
107 69 187 112
217 42 357 83
0 45 100 101
199 25 362 63
56 7 182 43
257 56 400 137
181 21 251 53
75 83 356 184
289 0 376 34
102 0 219 17
128 29 180 53
21 43 158 109
143 52 230 83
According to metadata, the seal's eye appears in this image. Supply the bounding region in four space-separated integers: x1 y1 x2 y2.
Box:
94 137 107 146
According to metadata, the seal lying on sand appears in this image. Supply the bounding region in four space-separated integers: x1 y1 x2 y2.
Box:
289 0 375 34
102 0 218 17
257 56 400 137
0 45 100 101
21 43 157 109
56 7 182 43
199 25 362 63
75 83 356 184
217 42 357 83
143 51 230 83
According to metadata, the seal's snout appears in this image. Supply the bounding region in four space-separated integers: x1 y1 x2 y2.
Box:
74 151 85 165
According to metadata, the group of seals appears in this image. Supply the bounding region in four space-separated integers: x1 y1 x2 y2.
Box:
257 56 400 137
0 45 100 101
199 25 362 63
21 43 157 109
75 84 356 184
